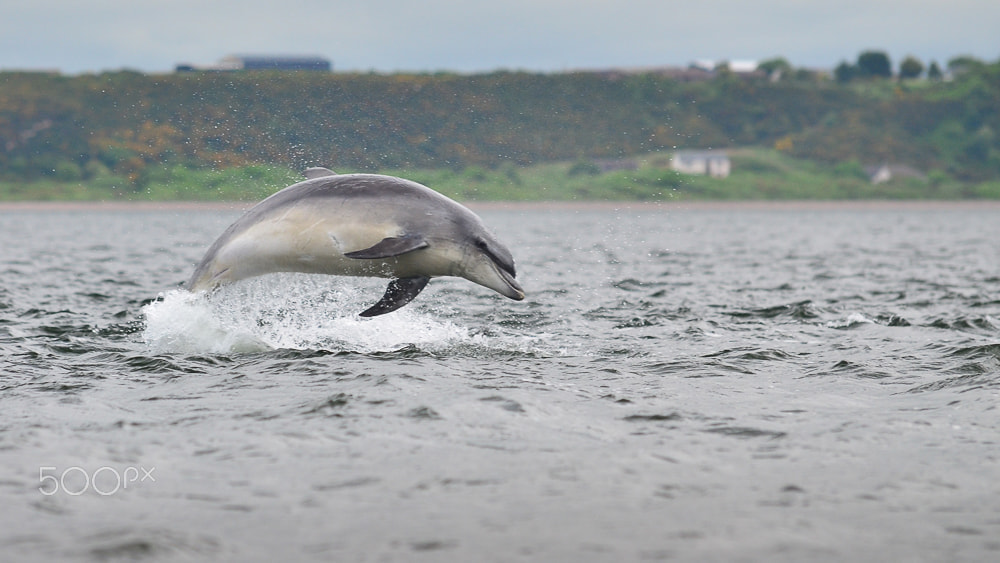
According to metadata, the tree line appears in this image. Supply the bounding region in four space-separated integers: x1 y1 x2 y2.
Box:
831 50 984 83
0 54 997 191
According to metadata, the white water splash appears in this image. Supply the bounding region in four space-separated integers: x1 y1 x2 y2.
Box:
141 274 473 355
826 312 876 329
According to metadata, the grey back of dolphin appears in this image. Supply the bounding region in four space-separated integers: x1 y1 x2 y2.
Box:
187 169 524 317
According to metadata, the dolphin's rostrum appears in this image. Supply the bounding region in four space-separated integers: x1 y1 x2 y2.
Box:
186 168 524 317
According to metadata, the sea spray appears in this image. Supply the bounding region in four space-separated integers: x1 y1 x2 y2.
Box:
142 289 270 354
141 273 473 355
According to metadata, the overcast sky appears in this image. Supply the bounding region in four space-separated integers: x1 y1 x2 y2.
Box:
2 0 997 74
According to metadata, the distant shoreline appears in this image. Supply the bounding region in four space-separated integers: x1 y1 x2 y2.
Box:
3 199 1000 213
0 200 251 212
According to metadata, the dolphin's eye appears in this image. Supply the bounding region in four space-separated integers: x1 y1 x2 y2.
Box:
475 239 488 250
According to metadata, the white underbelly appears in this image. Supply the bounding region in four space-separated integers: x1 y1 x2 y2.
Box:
215 210 459 283
223 213 395 277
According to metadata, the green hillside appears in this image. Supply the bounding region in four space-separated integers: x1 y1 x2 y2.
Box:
1 57 998 200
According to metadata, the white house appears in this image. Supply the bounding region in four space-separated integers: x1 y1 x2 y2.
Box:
671 150 731 178
865 163 926 185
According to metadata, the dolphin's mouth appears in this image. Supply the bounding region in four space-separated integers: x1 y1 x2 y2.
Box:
476 241 524 301
494 262 525 301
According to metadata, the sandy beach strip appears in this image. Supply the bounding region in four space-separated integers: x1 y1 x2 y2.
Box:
1 199 999 213
0 200 252 212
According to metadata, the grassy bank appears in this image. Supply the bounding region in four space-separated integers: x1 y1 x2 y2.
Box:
2 148 998 203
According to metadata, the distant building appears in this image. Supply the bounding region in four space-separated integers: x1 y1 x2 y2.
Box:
221 55 331 71
176 55 332 72
866 163 926 184
671 150 731 178
724 60 760 73
584 59 771 82
690 59 759 73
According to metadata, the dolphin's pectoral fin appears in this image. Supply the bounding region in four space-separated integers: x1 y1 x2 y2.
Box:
359 276 431 317
303 167 337 179
344 235 429 259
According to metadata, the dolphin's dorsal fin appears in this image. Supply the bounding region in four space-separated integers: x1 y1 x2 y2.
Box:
303 167 337 179
343 235 429 259
359 276 431 317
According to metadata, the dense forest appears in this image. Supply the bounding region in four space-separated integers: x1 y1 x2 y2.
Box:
0 54 998 198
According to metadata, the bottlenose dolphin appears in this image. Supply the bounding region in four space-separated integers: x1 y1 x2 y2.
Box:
186 168 524 317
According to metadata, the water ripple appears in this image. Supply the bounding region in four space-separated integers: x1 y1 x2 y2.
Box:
4 205 1000 562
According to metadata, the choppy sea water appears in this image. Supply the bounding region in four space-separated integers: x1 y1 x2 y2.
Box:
1 201 999 562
